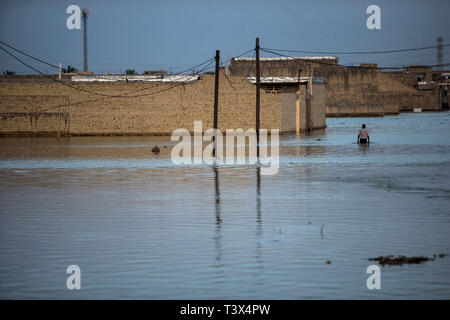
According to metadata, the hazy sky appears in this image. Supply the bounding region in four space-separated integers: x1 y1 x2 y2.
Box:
1 0 449 74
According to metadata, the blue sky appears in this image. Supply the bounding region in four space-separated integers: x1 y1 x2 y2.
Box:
1 0 449 74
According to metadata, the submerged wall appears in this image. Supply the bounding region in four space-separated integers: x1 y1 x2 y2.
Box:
1 74 287 136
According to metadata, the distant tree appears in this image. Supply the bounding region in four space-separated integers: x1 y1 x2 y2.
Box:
3 70 16 75
126 69 135 75
62 65 78 73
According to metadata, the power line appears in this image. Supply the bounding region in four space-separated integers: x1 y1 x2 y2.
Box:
6 78 189 117
0 40 93 77
437 37 444 71
0 40 60 69
30 82 185 114
0 38 251 79
219 48 255 68
220 56 255 90
0 44 245 119
122 58 215 98
339 51 439 63
260 48 450 70
0 46 254 118
0 39 215 78
169 57 215 75
261 43 450 55
0 44 130 97
0 39 216 77
260 48 400 69
0 40 255 80
5 57 217 117
0 39 253 79
0 43 216 98
215 48 256 90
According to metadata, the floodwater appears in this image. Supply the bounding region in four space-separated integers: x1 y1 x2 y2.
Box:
0 112 449 299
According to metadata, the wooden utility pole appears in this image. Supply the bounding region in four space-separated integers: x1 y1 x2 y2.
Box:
213 50 220 156
305 66 313 131
296 68 302 134
57 62 62 140
255 38 261 157
82 9 89 71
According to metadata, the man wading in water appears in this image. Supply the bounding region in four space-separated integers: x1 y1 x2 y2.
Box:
358 124 370 144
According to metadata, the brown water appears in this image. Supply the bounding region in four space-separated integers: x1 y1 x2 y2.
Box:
0 112 450 299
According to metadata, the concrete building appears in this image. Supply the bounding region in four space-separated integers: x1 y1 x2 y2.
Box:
246 76 326 133
229 57 446 116
387 66 450 110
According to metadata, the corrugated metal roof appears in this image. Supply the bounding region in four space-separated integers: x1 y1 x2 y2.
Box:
246 76 326 84
71 75 200 83
234 56 338 61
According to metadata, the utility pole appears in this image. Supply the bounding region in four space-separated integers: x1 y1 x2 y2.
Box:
437 37 443 71
297 68 302 134
255 38 261 158
58 62 62 140
213 50 220 156
82 9 89 71
305 66 313 131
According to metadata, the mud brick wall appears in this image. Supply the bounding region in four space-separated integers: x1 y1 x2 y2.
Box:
0 74 283 136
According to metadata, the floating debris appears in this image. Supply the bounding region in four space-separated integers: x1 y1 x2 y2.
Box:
325 260 332 264
369 254 448 266
151 145 160 153
387 180 392 192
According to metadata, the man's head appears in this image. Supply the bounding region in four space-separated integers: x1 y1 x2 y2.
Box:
362 124 366 129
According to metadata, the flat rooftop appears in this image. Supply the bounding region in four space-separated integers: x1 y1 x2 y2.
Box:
233 56 338 61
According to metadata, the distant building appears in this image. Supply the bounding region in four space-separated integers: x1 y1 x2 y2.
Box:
70 74 199 83
230 56 338 78
143 70 166 77
229 56 446 115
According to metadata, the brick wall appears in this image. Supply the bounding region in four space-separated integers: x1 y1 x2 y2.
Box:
0 74 285 136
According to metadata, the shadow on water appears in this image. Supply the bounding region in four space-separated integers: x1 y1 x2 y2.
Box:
358 142 370 155
213 165 223 273
256 166 261 233
255 166 263 270
213 165 264 281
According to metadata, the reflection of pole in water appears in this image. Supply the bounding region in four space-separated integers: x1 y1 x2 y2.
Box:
212 165 225 290
213 165 223 269
214 165 221 226
255 166 263 274
256 166 261 228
